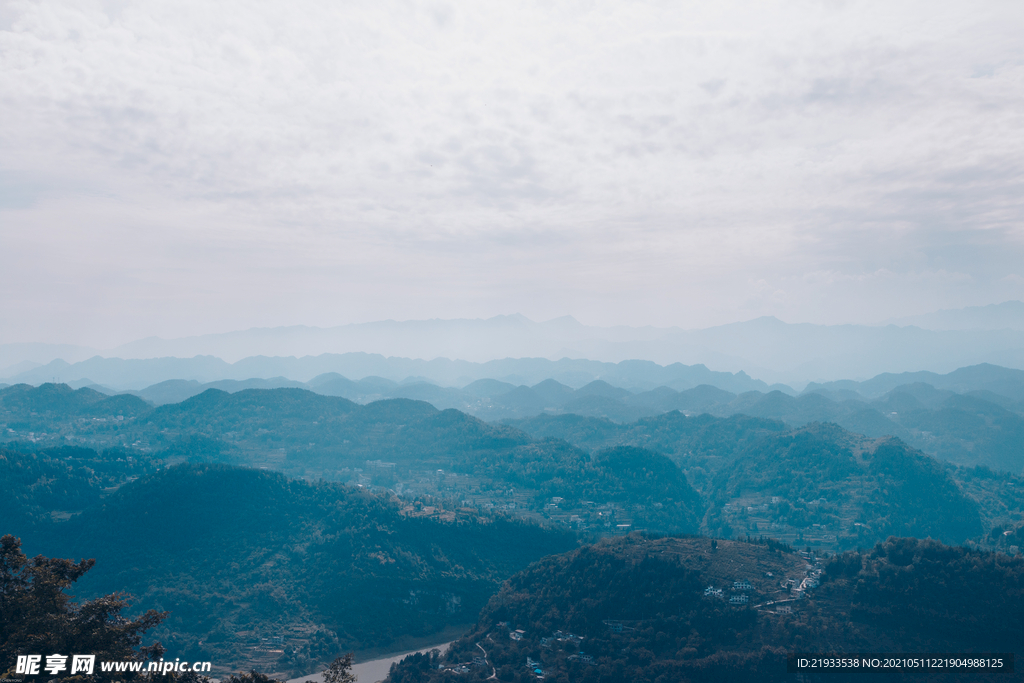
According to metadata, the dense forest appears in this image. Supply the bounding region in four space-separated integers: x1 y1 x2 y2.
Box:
5 369 1024 474
6 463 577 677
0 444 162 527
704 423 984 546
2 383 1021 552
452 443 704 533
500 412 1022 549
388 535 1024 682
498 379 1024 473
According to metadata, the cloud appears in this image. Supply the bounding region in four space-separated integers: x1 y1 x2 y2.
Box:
1 0 1023 345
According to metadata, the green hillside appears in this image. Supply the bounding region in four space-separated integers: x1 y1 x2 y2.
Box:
7 372 1024 475
388 535 1023 682
3 384 1023 681
3 385 1018 553
0 444 161 527
455 443 704 533
13 464 577 677
705 424 984 548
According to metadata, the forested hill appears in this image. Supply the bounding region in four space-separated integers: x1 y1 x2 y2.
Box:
0 381 151 417
0 384 531 469
505 382 1024 474
2 383 1021 552
490 413 1020 552
453 443 705 534
13 464 577 677
704 423 984 547
500 412 789 470
6 367 1024 473
389 535 1024 683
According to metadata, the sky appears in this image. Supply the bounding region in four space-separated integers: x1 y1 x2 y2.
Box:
1 0 1023 348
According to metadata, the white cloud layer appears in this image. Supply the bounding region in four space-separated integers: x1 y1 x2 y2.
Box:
1 0 1023 346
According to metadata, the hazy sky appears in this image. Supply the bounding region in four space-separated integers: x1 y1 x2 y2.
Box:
2 0 1023 347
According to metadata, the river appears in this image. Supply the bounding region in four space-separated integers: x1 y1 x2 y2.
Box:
286 642 452 683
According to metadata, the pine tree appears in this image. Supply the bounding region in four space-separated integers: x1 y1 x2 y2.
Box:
0 534 166 681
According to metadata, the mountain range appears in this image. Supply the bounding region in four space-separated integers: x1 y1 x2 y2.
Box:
0 355 785 394
3 301 1024 386
3 380 1021 546
5 377 1023 676
4 362 1024 473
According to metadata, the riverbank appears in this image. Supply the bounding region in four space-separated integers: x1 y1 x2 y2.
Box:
287 641 454 683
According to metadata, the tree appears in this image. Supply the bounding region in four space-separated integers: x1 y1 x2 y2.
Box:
322 654 355 683
0 534 166 681
221 671 283 683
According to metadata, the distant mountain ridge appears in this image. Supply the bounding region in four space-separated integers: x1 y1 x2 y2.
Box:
2 354 783 394
503 369 1024 474
885 300 1024 331
806 362 1024 398
3 303 1024 385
